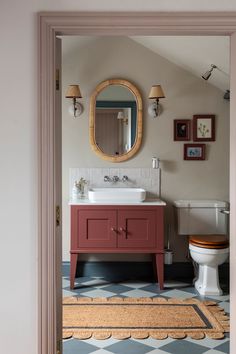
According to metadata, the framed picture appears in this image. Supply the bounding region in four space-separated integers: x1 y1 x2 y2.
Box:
193 114 215 141
184 143 206 160
174 119 191 141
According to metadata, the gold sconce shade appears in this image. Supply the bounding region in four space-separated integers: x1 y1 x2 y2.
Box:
148 84 165 118
117 111 125 120
117 111 128 125
65 84 83 117
65 84 82 98
148 85 165 99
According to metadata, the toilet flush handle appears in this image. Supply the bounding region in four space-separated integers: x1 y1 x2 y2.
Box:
220 209 230 215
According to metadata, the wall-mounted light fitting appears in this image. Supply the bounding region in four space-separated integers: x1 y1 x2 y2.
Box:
224 89 230 100
201 64 218 81
65 84 83 117
148 85 165 118
117 111 128 125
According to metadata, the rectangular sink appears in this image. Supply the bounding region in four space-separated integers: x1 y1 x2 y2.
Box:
88 188 146 202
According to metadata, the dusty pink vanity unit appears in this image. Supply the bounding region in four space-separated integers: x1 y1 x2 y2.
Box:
69 193 166 290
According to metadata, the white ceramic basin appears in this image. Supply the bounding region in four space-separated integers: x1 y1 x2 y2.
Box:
88 188 146 202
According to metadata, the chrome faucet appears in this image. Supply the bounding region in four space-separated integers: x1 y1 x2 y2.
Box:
104 175 111 182
104 175 126 183
122 175 128 182
112 176 120 182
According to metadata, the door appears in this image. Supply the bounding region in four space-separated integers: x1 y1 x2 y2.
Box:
117 210 156 248
77 209 117 248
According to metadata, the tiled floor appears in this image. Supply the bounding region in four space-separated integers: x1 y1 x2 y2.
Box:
63 273 229 354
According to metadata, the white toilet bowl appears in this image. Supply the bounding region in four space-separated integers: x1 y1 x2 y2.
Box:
189 243 229 296
174 200 229 296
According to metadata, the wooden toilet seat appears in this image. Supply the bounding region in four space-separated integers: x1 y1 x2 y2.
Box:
189 235 229 249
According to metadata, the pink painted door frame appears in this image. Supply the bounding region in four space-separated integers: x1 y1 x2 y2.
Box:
39 12 236 354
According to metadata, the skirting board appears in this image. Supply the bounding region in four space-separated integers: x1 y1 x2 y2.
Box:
62 261 229 284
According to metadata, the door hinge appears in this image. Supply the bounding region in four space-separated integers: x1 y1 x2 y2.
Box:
56 69 60 90
56 205 60 227
57 339 62 354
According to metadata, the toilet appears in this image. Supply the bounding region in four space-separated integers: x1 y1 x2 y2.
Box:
174 200 229 296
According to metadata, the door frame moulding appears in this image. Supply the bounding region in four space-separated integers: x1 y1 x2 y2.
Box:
39 12 236 354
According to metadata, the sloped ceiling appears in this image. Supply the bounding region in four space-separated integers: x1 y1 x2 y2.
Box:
62 36 230 92
130 36 230 92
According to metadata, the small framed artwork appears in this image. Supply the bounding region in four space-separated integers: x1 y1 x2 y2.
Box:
184 143 206 160
193 114 215 141
174 119 191 141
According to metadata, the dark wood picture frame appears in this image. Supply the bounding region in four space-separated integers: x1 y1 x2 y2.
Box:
174 119 191 141
193 114 215 141
184 143 206 160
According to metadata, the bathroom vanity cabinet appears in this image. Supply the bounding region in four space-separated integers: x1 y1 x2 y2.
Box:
70 201 165 290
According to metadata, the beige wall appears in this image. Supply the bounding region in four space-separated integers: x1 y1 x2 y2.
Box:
62 36 229 262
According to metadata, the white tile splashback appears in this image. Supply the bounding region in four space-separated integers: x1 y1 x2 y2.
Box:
69 168 160 198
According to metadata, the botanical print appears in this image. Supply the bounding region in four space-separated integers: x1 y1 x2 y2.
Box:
193 115 215 142
197 118 211 138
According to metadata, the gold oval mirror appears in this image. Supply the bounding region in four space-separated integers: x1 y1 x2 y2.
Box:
89 79 142 162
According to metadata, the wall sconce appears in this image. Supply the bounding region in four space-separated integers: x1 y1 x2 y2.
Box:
201 64 218 81
65 84 83 117
117 111 128 125
148 85 165 118
223 89 230 100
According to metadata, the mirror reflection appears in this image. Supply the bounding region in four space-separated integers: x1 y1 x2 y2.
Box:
95 85 137 156
90 79 142 162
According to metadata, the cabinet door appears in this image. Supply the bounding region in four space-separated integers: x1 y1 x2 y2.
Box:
78 210 117 248
117 210 156 248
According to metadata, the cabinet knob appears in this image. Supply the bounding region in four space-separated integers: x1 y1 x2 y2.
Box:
119 227 126 232
111 227 117 232
119 227 127 238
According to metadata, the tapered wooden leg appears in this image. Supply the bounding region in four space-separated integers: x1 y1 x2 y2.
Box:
70 253 78 289
155 253 164 290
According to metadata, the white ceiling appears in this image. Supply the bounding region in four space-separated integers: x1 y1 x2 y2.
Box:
130 36 230 92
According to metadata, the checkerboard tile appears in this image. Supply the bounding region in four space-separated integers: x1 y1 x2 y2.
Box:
62 272 230 354
203 351 229 354
63 338 98 354
157 340 210 354
218 301 229 313
105 339 156 353
185 335 229 349
213 340 229 353
121 288 161 298
89 350 115 354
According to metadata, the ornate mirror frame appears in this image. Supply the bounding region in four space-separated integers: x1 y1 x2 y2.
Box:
89 79 143 162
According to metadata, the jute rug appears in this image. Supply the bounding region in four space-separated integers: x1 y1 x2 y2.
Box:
63 297 229 340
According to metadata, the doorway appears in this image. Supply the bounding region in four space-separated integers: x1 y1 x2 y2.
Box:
38 12 236 354
61 33 230 354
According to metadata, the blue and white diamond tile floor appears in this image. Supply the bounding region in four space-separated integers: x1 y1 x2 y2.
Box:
63 275 229 354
